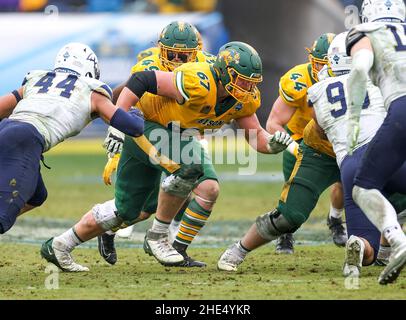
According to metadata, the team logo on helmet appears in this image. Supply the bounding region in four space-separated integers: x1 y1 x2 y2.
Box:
219 49 240 66
385 0 393 8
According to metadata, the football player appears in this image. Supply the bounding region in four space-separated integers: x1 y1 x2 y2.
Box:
99 21 215 265
40 41 294 272
135 23 207 62
267 33 347 254
0 43 144 237
308 31 406 279
346 0 406 284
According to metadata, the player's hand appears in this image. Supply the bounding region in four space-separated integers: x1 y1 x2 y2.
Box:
103 153 120 185
128 107 144 120
103 126 125 155
267 131 293 154
347 120 360 155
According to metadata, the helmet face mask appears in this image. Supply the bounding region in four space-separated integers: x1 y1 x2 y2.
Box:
225 67 262 103
361 0 406 23
306 33 336 81
159 44 198 71
54 42 100 79
214 42 263 103
158 21 199 71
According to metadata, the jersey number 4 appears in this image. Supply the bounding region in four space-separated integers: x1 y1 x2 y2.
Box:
327 81 369 118
34 72 78 98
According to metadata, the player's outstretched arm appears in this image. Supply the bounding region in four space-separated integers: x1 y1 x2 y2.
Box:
112 80 128 104
0 87 23 119
266 96 295 134
266 96 299 156
91 91 144 138
236 114 293 154
116 70 184 110
347 37 373 154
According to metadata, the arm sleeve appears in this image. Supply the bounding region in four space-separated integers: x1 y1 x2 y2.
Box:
109 108 144 137
346 27 367 56
126 71 158 98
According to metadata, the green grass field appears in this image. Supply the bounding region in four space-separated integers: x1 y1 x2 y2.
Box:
0 139 405 300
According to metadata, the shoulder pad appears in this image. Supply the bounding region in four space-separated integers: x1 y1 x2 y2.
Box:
197 50 216 64
307 81 324 106
136 47 160 62
22 70 49 86
87 79 113 101
174 62 210 106
131 55 162 73
279 65 309 105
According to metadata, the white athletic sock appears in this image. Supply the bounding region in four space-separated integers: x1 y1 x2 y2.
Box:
329 204 344 219
383 225 406 250
105 230 115 236
353 187 406 248
53 228 83 252
151 218 170 233
237 241 250 256
376 245 391 262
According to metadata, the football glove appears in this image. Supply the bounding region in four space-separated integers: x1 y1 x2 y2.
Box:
347 119 360 155
103 126 125 156
267 131 293 154
103 153 120 186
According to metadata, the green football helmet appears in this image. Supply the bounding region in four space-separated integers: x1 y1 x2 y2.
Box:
158 21 199 71
306 33 336 81
213 41 263 103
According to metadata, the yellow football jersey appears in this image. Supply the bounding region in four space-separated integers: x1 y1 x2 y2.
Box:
303 120 335 158
131 54 164 73
136 47 160 62
196 50 216 64
278 63 316 141
136 62 261 132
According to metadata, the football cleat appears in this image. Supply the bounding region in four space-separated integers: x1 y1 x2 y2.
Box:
217 243 246 272
97 233 117 265
41 237 89 272
275 233 295 254
143 229 185 266
327 216 348 247
176 249 207 268
378 243 406 285
343 235 365 277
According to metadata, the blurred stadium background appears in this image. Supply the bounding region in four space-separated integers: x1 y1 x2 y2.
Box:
3 0 404 300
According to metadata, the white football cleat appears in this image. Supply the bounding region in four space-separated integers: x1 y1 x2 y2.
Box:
116 225 134 238
217 243 246 272
143 229 184 266
379 242 406 285
343 235 365 277
41 238 89 272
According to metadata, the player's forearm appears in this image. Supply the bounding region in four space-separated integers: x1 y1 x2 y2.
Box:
109 108 144 137
0 90 21 118
348 49 373 123
266 120 287 135
253 130 273 154
112 82 126 104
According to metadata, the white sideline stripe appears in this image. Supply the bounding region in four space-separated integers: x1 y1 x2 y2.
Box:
176 71 189 101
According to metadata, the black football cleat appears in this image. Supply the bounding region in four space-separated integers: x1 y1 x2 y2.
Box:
275 233 295 254
327 216 348 247
97 233 117 265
